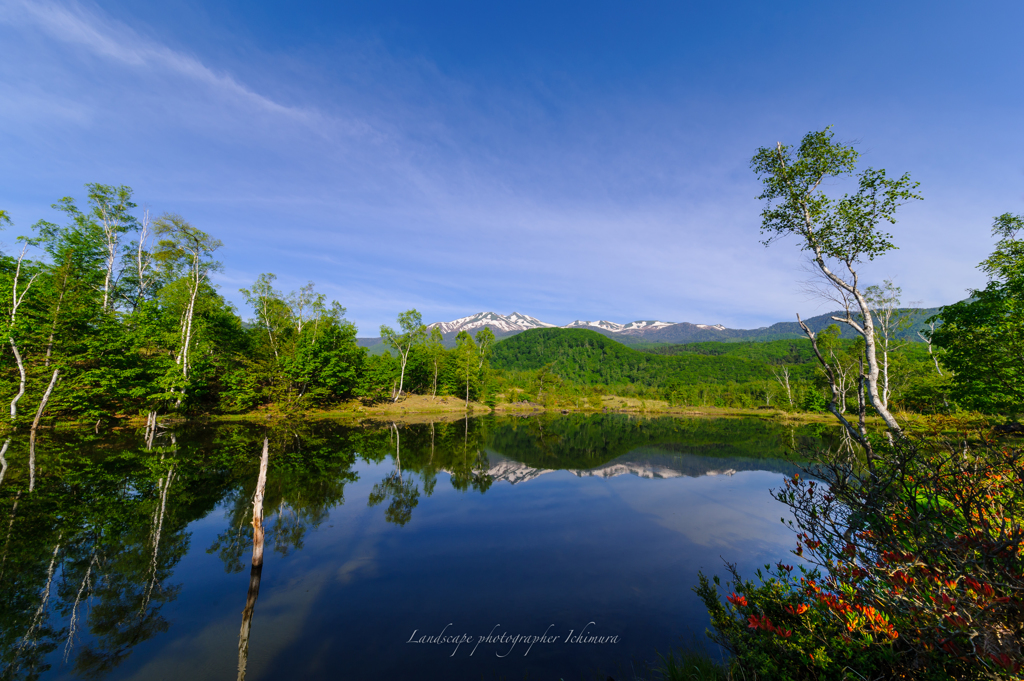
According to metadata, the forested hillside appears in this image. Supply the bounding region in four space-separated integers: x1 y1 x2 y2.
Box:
489 327 947 412
490 328 818 386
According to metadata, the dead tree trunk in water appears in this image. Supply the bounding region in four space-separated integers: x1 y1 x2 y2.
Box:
237 438 269 681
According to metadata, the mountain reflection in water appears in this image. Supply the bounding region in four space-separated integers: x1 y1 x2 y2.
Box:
0 414 838 680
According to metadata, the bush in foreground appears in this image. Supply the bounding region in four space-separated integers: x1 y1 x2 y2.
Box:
696 427 1024 680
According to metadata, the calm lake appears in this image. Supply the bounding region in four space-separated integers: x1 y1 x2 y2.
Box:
0 414 839 680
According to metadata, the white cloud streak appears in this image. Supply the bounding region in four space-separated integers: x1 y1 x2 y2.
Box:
1 0 312 122
0 0 1015 334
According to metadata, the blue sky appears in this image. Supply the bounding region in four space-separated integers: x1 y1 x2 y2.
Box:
1 0 1022 334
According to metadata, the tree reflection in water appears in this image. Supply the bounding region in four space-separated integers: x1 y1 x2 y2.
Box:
368 423 420 526
0 414 833 679
0 423 362 678
0 432 184 680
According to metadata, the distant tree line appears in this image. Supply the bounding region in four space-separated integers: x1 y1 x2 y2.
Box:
0 180 1017 428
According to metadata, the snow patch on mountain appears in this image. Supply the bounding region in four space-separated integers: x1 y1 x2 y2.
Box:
426 312 727 337
620 320 675 331
564 320 626 332
427 311 556 335
564 319 689 333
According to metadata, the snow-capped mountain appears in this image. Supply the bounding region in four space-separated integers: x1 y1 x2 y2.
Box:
427 311 556 335
363 311 731 348
563 320 627 332
564 319 677 332
431 313 710 335
620 320 674 331
437 313 732 335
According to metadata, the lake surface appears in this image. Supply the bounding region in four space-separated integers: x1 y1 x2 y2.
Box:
0 414 838 680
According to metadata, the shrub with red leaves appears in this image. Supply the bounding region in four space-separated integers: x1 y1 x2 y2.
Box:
696 423 1024 680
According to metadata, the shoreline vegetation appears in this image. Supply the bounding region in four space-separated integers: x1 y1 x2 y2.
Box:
24 393 910 430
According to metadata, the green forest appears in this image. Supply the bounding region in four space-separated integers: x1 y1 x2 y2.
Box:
489 327 946 412
0 177 1019 430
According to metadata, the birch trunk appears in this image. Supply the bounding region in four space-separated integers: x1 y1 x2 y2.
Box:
393 422 401 478
881 346 890 409
432 358 439 399
145 412 159 450
135 208 152 309
771 366 794 408
394 348 410 402
236 559 263 681
31 369 59 433
0 440 8 488
99 201 121 312
261 298 278 360
798 315 874 462
29 369 60 492
103 238 114 311
180 254 202 380
9 340 26 421
251 438 269 568
919 325 944 376
8 245 39 421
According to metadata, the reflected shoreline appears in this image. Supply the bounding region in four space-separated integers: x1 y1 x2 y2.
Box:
0 413 836 679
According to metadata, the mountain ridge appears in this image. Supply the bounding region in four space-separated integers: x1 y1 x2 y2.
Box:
357 307 943 351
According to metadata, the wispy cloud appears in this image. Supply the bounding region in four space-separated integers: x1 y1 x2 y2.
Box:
1 0 314 121
0 0 1013 333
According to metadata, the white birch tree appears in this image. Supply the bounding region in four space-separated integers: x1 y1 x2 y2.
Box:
6 240 41 421
864 279 912 409
752 128 922 455
240 273 285 360
380 309 425 401
153 214 222 392
423 327 445 399
84 184 138 311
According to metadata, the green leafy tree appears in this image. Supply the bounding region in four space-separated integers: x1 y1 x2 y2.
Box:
751 127 921 457
454 331 478 407
380 309 425 401
422 327 446 399
152 214 222 405
47 184 139 312
239 273 288 361
930 213 1024 414
358 352 400 403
